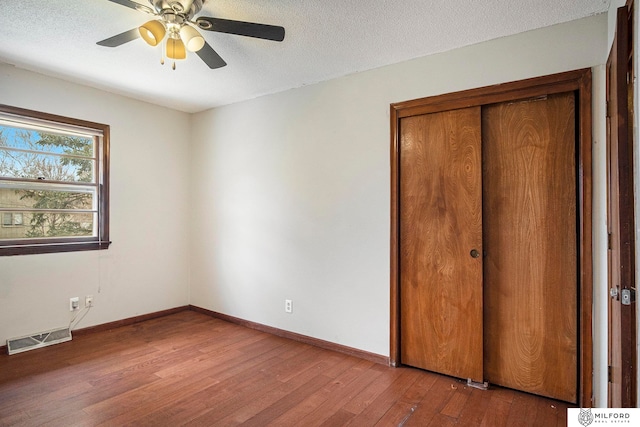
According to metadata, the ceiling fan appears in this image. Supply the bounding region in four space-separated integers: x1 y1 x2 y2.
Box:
97 0 285 69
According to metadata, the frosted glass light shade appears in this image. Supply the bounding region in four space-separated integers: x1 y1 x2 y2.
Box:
179 25 205 52
166 38 186 59
139 20 166 46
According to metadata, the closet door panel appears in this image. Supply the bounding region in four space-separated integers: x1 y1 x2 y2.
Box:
482 93 578 403
399 107 484 381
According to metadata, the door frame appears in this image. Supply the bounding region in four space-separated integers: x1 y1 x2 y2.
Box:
390 69 594 407
607 0 637 408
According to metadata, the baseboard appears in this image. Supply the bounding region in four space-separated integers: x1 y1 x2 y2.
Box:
4 305 390 367
72 306 190 337
189 305 390 366
2 306 190 355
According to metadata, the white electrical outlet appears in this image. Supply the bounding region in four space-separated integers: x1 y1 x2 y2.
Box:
69 297 79 312
85 295 93 307
285 299 293 313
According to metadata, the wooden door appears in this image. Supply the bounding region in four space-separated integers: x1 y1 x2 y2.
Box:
607 23 623 407
607 3 637 408
482 93 578 403
399 107 484 382
392 69 592 406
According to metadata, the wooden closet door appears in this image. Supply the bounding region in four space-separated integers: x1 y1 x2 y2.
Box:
399 107 484 382
482 93 578 403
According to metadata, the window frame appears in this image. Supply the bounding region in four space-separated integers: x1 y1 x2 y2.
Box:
0 104 110 256
2 212 24 227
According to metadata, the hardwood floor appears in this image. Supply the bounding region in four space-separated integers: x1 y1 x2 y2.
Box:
0 310 574 426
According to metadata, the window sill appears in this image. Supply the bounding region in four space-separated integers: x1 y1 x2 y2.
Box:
0 241 111 256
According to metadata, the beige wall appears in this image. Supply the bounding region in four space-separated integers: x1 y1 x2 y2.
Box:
0 63 191 342
189 14 609 405
0 10 616 409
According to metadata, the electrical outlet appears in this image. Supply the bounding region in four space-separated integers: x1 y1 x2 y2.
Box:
69 297 79 312
285 299 293 313
85 295 93 307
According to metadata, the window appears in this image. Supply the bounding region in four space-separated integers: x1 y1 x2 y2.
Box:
0 104 110 255
2 212 24 227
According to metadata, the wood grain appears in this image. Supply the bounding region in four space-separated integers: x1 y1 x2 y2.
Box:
391 69 591 120
390 68 593 407
607 27 623 408
482 93 578 403
607 2 637 408
0 310 575 425
190 305 388 365
399 107 484 382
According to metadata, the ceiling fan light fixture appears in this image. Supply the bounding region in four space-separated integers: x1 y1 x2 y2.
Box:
180 25 205 52
139 20 166 46
166 37 187 60
98 0 285 70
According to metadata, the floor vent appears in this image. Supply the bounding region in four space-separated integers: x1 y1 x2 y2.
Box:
7 327 71 355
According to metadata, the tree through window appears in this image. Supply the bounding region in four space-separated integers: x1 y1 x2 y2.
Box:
0 105 110 255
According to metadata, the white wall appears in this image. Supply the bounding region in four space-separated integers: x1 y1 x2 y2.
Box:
189 13 608 401
0 63 191 343
0 10 614 408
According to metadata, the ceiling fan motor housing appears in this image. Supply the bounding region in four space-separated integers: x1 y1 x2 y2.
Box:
150 0 204 19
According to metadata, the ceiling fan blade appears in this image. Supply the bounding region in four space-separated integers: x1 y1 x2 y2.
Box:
105 0 154 14
195 17 285 42
97 28 140 47
196 42 227 69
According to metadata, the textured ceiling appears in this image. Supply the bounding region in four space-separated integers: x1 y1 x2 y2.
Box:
0 0 610 113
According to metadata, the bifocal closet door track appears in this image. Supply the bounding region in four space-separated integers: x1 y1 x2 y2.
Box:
482 93 577 403
390 69 593 407
399 107 483 382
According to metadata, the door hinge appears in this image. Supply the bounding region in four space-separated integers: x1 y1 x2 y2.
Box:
608 232 612 250
621 288 636 305
606 100 611 118
608 365 612 383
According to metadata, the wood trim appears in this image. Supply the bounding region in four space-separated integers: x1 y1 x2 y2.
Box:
389 103 401 367
0 103 111 256
101 118 110 249
621 1 637 407
606 2 636 408
0 310 577 425
0 241 111 257
190 305 390 366
390 68 593 407
1 306 189 354
0 104 110 134
577 69 594 408
4 305 389 368
616 2 637 408
71 306 190 337
391 69 591 119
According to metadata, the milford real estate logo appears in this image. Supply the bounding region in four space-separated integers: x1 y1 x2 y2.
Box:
578 408 594 426
569 408 635 425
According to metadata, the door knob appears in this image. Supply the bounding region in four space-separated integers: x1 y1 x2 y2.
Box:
470 249 480 258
